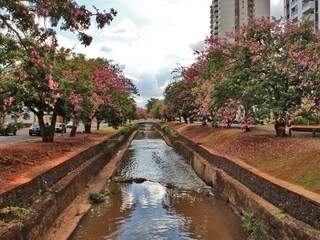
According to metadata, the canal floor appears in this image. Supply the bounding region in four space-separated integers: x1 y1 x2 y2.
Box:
69 124 246 240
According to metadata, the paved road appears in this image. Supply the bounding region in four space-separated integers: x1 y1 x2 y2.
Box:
0 128 40 144
0 123 98 145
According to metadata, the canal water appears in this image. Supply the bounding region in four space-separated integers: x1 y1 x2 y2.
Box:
69 124 246 240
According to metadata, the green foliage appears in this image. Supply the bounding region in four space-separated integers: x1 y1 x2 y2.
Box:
242 212 270 240
14 122 24 130
150 100 164 119
89 192 105 204
146 98 160 113
96 95 136 129
0 206 31 222
160 124 178 139
297 171 320 190
164 80 196 121
0 219 5 226
292 116 306 125
293 116 320 125
210 118 219 128
291 98 320 125
0 122 22 135
272 210 287 220
160 124 170 133
119 124 137 136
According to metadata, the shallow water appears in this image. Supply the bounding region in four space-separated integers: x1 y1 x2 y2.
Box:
69 124 246 240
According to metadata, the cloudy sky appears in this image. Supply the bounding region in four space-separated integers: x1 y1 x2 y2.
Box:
58 0 284 107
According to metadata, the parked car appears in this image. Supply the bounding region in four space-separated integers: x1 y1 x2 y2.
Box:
0 123 18 136
55 123 66 133
66 121 74 129
29 123 41 136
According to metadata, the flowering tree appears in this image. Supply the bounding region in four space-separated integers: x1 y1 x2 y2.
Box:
0 1 116 48
86 62 137 132
0 1 117 141
165 19 320 136
136 107 148 120
58 55 137 134
164 80 197 123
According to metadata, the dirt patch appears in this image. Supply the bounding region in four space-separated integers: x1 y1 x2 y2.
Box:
166 122 320 194
0 131 117 193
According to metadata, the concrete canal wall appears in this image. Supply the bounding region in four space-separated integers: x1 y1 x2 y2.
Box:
156 123 320 240
0 128 137 240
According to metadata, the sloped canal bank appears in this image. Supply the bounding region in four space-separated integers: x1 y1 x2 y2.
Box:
69 124 245 240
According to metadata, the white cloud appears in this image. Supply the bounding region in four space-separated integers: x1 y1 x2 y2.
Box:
103 18 139 40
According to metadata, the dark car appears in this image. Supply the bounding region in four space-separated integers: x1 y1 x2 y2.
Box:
29 123 41 136
55 123 66 133
0 123 17 136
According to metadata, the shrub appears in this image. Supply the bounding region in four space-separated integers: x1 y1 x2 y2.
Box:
211 118 219 128
242 212 270 240
292 116 307 125
119 124 137 135
0 206 31 222
89 192 105 204
160 124 178 138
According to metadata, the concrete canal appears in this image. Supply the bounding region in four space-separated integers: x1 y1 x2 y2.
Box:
69 124 246 240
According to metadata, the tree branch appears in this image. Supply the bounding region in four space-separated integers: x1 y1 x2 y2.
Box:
0 15 30 51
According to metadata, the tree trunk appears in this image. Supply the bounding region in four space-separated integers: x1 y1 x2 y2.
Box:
46 112 57 142
182 115 188 123
38 112 56 142
70 126 77 137
189 117 194 123
244 125 251 132
274 118 286 137
202 117 207 125
96 121 101 131
84 119 92 134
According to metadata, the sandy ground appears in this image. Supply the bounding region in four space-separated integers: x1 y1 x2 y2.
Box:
0 130 117 194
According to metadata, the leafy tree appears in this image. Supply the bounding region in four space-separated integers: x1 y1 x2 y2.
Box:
0 1 117 141
164 80 197 123
136 107 148 120
150 100 164 120
146 98 159 113
164 19 320 136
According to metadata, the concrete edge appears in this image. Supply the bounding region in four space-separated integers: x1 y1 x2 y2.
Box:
44 129 138 240
0 129 137 240
156 124 320 240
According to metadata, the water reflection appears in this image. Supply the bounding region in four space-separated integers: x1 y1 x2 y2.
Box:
69 124 246 240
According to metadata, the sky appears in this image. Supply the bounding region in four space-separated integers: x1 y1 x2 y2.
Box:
58 0 284 107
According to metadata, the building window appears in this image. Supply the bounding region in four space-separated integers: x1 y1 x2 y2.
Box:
291 5 298 16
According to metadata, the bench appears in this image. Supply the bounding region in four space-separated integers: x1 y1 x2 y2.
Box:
289 125 320 137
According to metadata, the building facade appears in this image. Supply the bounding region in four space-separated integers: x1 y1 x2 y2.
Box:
210 0 270 37
284 0 319 31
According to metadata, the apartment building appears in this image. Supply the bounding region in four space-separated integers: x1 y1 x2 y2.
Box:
284 0 319 31
210 0 270 37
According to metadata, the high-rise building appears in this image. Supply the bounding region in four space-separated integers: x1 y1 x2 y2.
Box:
210 0 270 37
284 0 319 31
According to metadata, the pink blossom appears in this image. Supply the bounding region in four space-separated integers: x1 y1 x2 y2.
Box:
2 96 14 112
47 74 59 90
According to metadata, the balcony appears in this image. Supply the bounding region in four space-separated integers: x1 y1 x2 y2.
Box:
302 0 315 14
